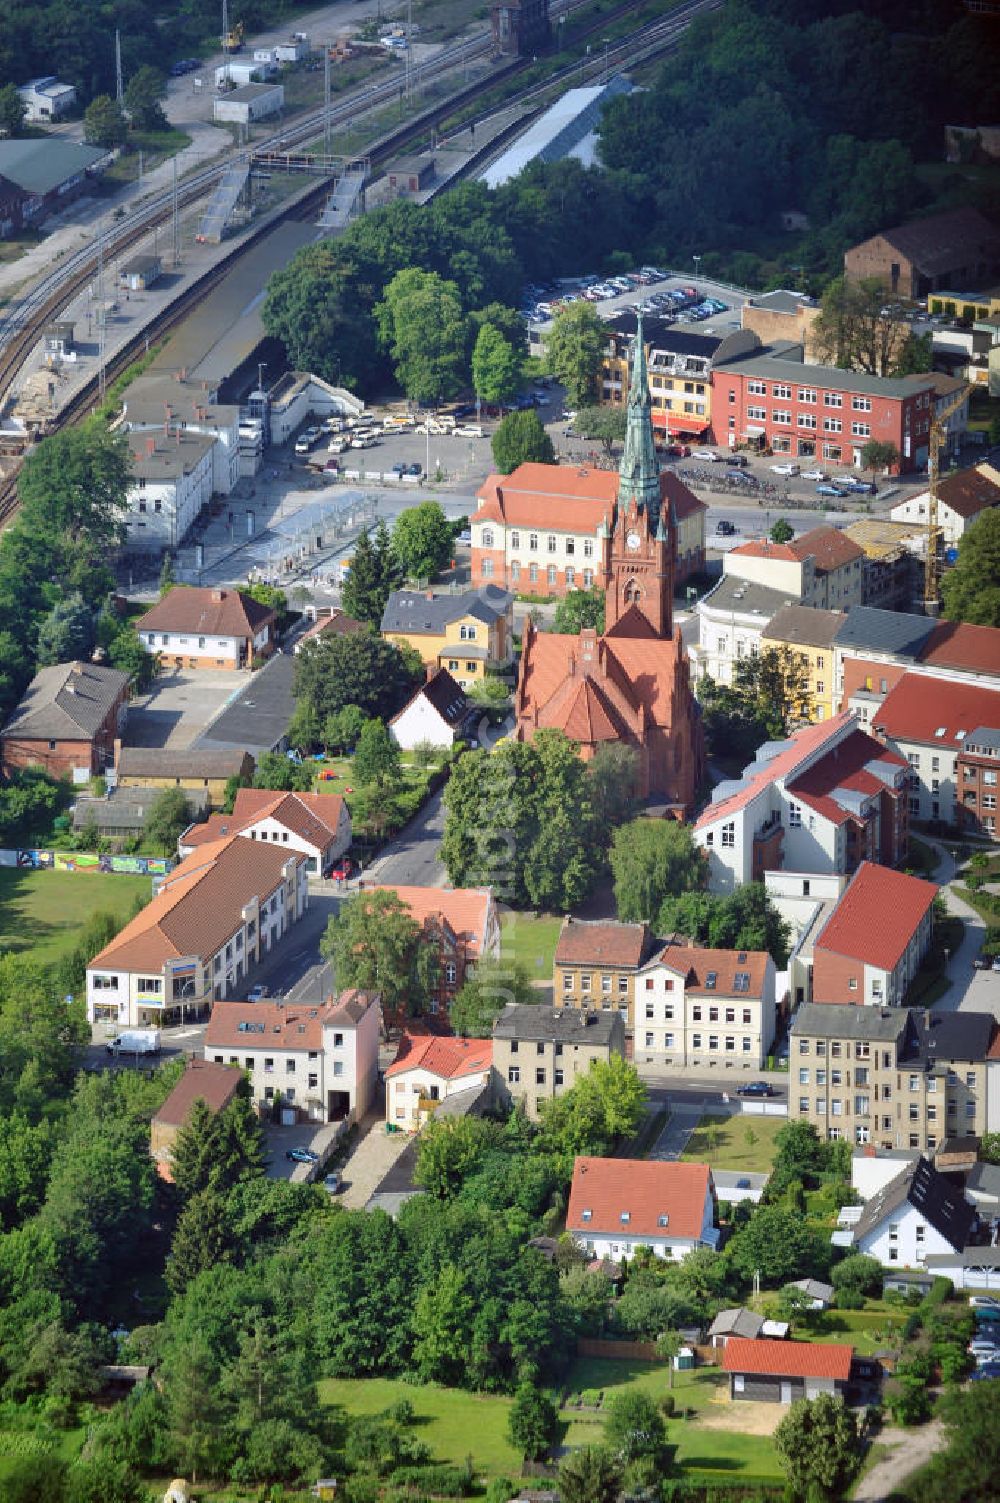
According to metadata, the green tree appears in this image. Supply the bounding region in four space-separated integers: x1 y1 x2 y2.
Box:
123 65 167 131
812 277 909 376
705 883 792 966
610 818 704 923
324 704 367 754
353 718 401 790
774 1393 861 1503
34 594 94 666
158 552 175 596
161 1334 228 1482
0 84 27 138
979 1131 1000 1166
411 1262 475 1384
491 410 555 475
262 240 381 389
538 1057 646 1160
603 1389 666 1466
769 1120 828 1196
918 1382 1000 1503
654 1329 682 1388
472 324 522 407
165 1188 234 1294
586 743 641 835
449 957 535 1037
575 406 627 456
726 1206 830 1286
414 1117 491 1199
287 698 321 755
557 1446 622 1503
295 630 419 725
391 501 454 582
106 628 155 691
83 95 127 149
830 1253 883 1301
770 517 794 544
169 1090 264 1201
553 588 605 634
893 331 933 376
508 1382 558 1461
376 268 467 405
941 509 1000 627
321 889 435 1017
731 646 812 737
860 438 900 481
545 303 606 408
341 522 401 627
142 787 191 853
252 751 313 793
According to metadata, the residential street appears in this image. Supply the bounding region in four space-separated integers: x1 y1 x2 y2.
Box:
918 840 997 1016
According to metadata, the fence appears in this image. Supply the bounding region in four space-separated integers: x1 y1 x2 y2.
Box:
576 1338 658 1362
0 849 172 876
740 1100 788 1117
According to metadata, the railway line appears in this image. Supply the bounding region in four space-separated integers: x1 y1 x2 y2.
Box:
0 0 719 521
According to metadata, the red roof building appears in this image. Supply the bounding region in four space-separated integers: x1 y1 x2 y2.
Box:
385 1032 494 1131
566 1156 717 1260
722 1338 853 1402
179 787 351 876
135 586 276 670
812 861 938 1007
360 883 500 1016
150 1058 243 1180
872 674 1000 834
724 526 865 611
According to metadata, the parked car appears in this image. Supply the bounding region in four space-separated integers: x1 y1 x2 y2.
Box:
248 985 269 1002
326 856 354 881
727 453 749 468
662 442 691 458
736 1081 774 1097
802 468 826 481
390 461 407 475
327 437 347 454
716 520 737 535
455 424 483 438
993 955 1000 974
735 1177 752 1190
457 529 472 544
971 1297 1000 1310
294 426 321 454
816 483 848 497
970 1365 1000 1381
405 462 423 477
324 1172 343 1194
286 1147 319 1164
771 462 801 476
692 448 722 462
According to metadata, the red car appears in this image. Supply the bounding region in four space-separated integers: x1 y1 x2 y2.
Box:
662 442 691 458
327 856 354 881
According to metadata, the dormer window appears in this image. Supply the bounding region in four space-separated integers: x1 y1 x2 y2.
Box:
582 1209 592 1222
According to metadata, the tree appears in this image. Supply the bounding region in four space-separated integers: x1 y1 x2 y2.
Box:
376 268 467 404
553 588 605 634
0 84 27 138
769 1120 828 1196
353 718 401 790
575 406 627 456
287 698 321 755
83 95 127 149
539 1057 646 1159
411 1262 475 1384
610 818 705 923
980 1132 1000 1166
262 240 381 390
391 501 454 582
508 1382 558 1461
324 704 367 754
893 331 933 376
164 1188 234 1294
770 517 794 544
774 1393 861 1503
320 888 435 1016
918 1382 1000 1503
491 410 555 474
158 552 175 596
655 1329 681 1388
726 1206 830 1286
106 628 155 691
603 1389 666 1466
161 1334 228 1482
830 1253 883 1300
123 65 167 132
414 1117 491 1199
812 276 910 376
252 751 313 793
169 1090 264 1201
731 646 812 738
450 957 535 1037
941 509 1000 627
557 1446 622 1503
545 303 606 408
34 594 94 666
860 438 900 481
586 744 640 835
472 324 522 407
341 522 401 627
142 787 191 853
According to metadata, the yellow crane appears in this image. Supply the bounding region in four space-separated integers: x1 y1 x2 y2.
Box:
923 380 976 613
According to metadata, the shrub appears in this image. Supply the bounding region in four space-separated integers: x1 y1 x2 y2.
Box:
390 1464 474 1496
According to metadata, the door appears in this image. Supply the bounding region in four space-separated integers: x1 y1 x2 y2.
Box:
780 1382 793 1404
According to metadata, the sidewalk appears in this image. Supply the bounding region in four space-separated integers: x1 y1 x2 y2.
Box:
917 838 989 1014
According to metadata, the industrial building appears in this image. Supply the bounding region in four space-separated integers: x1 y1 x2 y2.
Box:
213 82 285 126
0 139 105 236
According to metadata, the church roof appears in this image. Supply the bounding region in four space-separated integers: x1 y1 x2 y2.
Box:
517 628 685 739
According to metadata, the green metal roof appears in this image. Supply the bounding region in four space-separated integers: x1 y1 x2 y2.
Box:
0 138 105 196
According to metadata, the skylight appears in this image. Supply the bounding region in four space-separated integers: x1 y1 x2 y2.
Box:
706 972 718 990
734 972 750 992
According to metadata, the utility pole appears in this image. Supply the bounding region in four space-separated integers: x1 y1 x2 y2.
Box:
405 0 413 105
115 30 124 105
324 44 331 156
96 232 106 403
171 155 181 266
221 0 231 85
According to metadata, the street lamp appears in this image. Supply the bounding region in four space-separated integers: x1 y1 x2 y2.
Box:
602 36 610 81
692 253 701 283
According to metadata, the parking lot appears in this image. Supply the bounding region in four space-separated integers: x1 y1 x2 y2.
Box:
124 668 250 750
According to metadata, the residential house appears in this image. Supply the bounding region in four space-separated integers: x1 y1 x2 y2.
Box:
0 139 105 235
890 461 1000 547
811 862 938 1007
150 1059 242 1176
634 942 777 1072
711 343 935 472
872 674 1000 830
554 919 653 1029
389 668 470 750
205 990 381 1123
178 788 351 876
385 1033 493 1130
16 76 76 120
724 527 865 612
124 430 218 551
293 608 365 653
694 713 909 894
841 519 924 613
86 835 309 1027
852 1147 921 1203
1 661 129 783
380 585 513 690
135 586 276 671
492 1003 626 1120
566 1156 717 1261
845 1155 976 1266
119 374 244 496
843 208 1000 299
722 1338 853 1404
113 746 256 807
599 314 759 442
691 577 794 686
472 464 616 596
762 605 845 722
361 883 500 1013
791 1004 995 1151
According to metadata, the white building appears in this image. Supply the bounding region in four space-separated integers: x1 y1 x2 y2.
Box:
872 673 1000 828
691 576 793 685
723 527 865 613
890 460 1000 547
179 788 351 877
389 668 469 750
385 1033 494 1131
848 1156 974 1268
125 429 217 550
86 836 308 1027
263 371 364 447
851 1148 920 1203
215 61 274 88
17 76 76 121
134 586 277 672
633 942 776 1072
205 990 380 1123
566 1156 718 1261
119 376 241 496
213 82 284 126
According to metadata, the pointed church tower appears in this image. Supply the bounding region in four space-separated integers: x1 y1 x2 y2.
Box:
606 316 675 639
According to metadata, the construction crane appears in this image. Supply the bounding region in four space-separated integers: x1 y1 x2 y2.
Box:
923 380 976 614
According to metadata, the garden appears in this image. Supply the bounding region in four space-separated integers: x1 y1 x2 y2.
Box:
0 868 151 966
680 1115 786 1174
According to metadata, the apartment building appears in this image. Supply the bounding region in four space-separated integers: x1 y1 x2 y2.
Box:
841 519 924 613
120 375 242 496
492 1004 626 1120
179 788 351 876
790 1003 995 1151
633 942 777 1072
204 990 380 1124
385 1033 493 1130
600 314 758 440
959 725 1000 840
554 919 653 1028
872 674 1000 831
762 605 845 722
691 577 794 686
724 528 865 612
472 464 615 597
811 862 938 1008
124 430 217 551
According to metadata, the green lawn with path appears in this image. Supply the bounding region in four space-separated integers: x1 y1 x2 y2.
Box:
499 913 563 978
318 1377 521 1477
0 869 151 964
680 1113 785 1172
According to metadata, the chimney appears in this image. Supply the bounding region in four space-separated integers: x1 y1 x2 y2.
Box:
146 437 156 457
567 652 576 677
212 589 226 602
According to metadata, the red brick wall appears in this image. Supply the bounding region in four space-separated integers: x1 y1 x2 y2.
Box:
471 547 610 598
2 736 100 780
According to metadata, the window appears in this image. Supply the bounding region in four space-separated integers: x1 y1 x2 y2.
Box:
554 1068 564 1086
482 528 494 548
823 392 843 408
547 565 557 585
286 1058 295 1074
772 409 792 426
816 1070 827 1086
721 822 735 848
510 531 520 549
852 396 872 412
789 801 802 828
645 1032 654 1048
773 384 791 399
536 1067 546 1085
581 974 591 991
798 388 817 404
528 532 538 550
799 1097 810 1114
799 1068 810 1084
747 405 766 421
444 962 457 985
601 974 612 993
583 539 594 558
823 417 842 433
459 624 475 640
582 568 594 587
851 422 871 438
748 380 767 395
797 413 817 430
547 534 557 553
709 1035 719 1051
566 566 575 586
510 561 520 582
529 563 538 583
508 1066 520 1084
692 1034 701 1050
664 1033 675 1049
823 443 842 461
563 973 574 992
618 976 629 994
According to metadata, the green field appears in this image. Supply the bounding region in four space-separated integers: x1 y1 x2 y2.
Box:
319 1377 521 1477
500 913 563 978
681 1113 785 1172
0 869 151 964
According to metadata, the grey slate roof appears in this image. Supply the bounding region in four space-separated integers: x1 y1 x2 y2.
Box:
708 1308 764 1340
116 746 253 779
193 651 295 756
73 785 209 832
748 290 815 315
791 1003 908 1045
728 342 935 400
765 604 846 649
852 1155 975 1252
788 1278 834 1303
3 662 128 742
966 727 1000 754
0 139 105 195
493 1003 622 1046
905 1010 996 1066
408 668 468 727
699 575 795 620
834 606 938 659
381 584 511 636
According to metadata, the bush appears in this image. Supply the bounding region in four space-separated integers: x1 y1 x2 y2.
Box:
660 1394 675 1418
390 1464 474 1496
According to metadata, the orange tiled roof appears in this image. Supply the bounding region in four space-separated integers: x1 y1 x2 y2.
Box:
815 861 937 971
153 1059 242 1124
557 919 650 968
385 1032 493 1079
663 471 706 521
363 884 493 956
729 539 799 563
919 620 1000 676
567 1156 712 1240
205 991 377 1051
694 714 850 830
183 789 346 851
789 525 865 572
476 464 617 531
786 727 907 827
652 943 769 997
874 673 1000 745
722 1337 853 1382
518 630 686 739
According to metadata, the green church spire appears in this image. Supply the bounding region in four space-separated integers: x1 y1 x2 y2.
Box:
618 315 663 531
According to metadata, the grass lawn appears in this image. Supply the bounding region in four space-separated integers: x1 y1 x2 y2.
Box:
318 1377 521 1477
680 1113 785 1173
0 1425 85 1480
311 751 446 830
802 1307 906 1357
500 913 563 978
0 869 151 964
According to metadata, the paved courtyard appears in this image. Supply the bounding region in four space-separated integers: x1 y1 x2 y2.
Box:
337 1109 413 1209
123 668 249 750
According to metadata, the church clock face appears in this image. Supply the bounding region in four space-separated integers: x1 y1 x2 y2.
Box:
626 531 641 551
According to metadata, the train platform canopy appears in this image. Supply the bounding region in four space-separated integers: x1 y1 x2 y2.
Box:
480 75 633 188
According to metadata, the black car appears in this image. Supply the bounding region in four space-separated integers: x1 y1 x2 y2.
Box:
727 453 749 468
716 519 737 536
406 462 423 476
736 1081 774 1098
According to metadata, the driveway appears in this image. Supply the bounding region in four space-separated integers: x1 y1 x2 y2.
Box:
264 1118 346 1181
916 840 992 1014
851 1420 944 1502
648 1101 707 1160
124 669 248 750
336 1109 413 1209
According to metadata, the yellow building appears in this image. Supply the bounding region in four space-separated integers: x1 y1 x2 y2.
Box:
762 605 845 724
554 919 653 1032
601 313 760 442
114 747 256 807
380 585 513 690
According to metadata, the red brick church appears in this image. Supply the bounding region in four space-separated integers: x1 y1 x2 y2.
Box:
514 321 704 812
